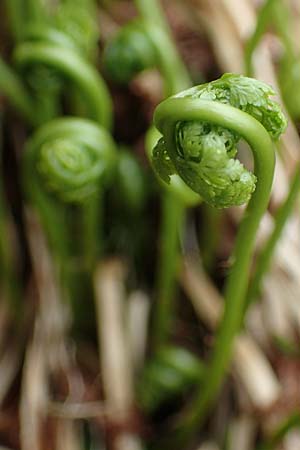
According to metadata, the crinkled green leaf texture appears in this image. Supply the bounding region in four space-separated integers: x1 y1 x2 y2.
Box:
153 73 287 208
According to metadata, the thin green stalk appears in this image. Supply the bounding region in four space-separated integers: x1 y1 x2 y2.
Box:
134 0 169 30
154 96 276 444
0 56 35 124
26 0 46 23
153 193 185 346
4 0 26 42
200 204 222 273
145 126 199 349
256 412 300 450
245 0 295 76
245 165 300 308
135 0 190 95
245 0 279 76
82 190 103 272
131 0 192 349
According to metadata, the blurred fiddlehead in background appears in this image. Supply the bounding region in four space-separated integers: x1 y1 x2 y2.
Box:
23 118 116 298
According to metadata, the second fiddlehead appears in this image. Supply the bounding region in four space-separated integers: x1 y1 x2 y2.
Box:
151 73 287 443
23 117 117 279
14 37 112 127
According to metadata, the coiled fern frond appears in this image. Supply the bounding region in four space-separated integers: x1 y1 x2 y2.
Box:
152 73 287 208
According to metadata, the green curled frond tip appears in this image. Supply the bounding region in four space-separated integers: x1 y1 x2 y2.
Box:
153 73 287 208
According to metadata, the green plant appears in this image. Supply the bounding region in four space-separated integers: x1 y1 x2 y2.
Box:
14 35 112 127
245 164 300 307
103 0 190 96
150 73 287 444
0 56 35 124
104 0 193 350
138 345 203 412
245 0 300 119
23 117 117 293
257 412 300 450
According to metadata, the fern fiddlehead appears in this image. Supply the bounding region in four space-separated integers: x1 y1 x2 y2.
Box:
151 73 287 442
14 37 112 127
3 0 110 127
23 117 117 282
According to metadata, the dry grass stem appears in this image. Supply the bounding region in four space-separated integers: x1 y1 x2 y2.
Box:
196 442 220 450
94 259 142 450
25 208 72 373
55 419 81 450
19 319 48 450
127 290 150 371
47 401 109 419
228 415 256 450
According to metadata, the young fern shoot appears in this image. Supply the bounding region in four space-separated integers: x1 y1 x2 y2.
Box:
151 73 287 443
23 118 117 298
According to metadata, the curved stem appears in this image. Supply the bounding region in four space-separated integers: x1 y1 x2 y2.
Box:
245 164 300 308
256 412 300 450
155 97 275 441
14 43 113 129
0 56 35 124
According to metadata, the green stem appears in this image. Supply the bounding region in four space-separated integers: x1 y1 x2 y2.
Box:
135 0 191 95
153 193 185 347
257 412 300 450
14 42 112 128
146 126 199 348
245 165 300 308
4 0 26 42
154 98 275 443
245 0 295 76
137 0 191 350
26 0 46 23
134 0 168 30
200 204 222 273
23 118 116 304
82 190 103 272
0 56 35 124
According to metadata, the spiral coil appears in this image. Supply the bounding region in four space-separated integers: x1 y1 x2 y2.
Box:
152 73 287 208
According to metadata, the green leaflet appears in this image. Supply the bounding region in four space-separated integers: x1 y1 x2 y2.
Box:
153 73 287 208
